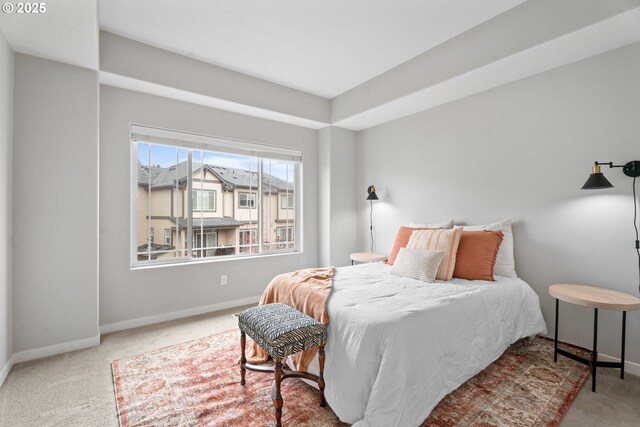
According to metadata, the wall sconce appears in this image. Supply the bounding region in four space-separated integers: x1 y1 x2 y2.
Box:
581 160 640 293
581 161 640 189
366 185 379 252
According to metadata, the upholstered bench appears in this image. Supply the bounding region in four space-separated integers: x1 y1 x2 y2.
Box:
238 303 328 426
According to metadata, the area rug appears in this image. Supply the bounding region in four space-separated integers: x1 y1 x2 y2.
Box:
112 331 590 426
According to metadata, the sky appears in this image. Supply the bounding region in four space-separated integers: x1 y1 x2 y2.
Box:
137 142 295 182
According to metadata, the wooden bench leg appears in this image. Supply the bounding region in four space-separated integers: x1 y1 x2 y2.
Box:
272 358 284 427
240 331 246 386
318 346 326 407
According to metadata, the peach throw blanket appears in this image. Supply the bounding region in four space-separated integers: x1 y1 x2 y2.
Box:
247 267 334 372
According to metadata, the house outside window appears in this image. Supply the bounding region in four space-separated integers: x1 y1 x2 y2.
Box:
131 124 301 267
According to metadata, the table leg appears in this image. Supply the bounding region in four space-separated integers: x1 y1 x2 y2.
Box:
592 308 598 392
621 311 626 379
554 298 559 363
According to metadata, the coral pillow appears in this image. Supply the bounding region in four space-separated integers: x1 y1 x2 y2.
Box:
386 226 434 265
406 227 463 281
453 230 504 281
462 219 515 277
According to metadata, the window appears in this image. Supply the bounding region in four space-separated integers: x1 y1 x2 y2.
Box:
276 226 294 242
131 124 301 267
281 194 294 209
195 231 217 257
238 228 258 254
239 192 256 209
193 190 216 211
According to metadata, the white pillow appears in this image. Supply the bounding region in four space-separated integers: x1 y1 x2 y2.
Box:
408 219 454 229
462 218 516 277
391 248 447 282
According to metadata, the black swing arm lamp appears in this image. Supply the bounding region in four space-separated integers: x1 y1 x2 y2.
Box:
581 160 640 293
581 160 640 190
366 185 379 253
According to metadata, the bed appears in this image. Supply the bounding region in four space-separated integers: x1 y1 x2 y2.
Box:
291 262 547 426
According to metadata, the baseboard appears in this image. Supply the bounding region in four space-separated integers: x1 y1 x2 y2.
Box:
99 295 261 334
598 352 640 377
0 355 14 388
11 335 101 365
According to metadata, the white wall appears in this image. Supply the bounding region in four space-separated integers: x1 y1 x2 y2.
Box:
13 55 99 354
0 31 14 383
356 42 640 368
318 127 331 267
99 86 318 327
318 126 358 267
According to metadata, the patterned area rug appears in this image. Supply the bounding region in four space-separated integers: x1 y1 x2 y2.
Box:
112 331 589 426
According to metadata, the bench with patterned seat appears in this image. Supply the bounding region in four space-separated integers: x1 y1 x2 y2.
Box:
238 303 327 427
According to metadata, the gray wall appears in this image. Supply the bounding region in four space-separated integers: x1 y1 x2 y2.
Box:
13 55 99 352
0 31 13 377
99 86 319 327
318 127 358 267
356 42 640 366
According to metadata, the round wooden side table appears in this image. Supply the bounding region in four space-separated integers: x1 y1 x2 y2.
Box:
549 284 640 392
350 252 387 265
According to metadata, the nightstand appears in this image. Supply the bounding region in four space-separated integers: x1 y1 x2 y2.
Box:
350 252 387 265
549 284 640 392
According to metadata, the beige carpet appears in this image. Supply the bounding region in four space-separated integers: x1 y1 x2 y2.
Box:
0 305 639 426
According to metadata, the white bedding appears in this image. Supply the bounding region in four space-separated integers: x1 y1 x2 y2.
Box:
318 262 547 426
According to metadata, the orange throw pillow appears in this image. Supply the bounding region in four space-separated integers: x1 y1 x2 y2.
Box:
453 230 504 281
386 226 434 265
406 227 463 280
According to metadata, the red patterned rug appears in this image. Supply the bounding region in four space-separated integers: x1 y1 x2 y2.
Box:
112 330 589 426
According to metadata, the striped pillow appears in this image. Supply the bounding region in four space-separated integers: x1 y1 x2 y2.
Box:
391 248 446 282
406 227 463 280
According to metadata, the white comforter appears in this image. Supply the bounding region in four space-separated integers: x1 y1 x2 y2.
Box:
320 262 547 426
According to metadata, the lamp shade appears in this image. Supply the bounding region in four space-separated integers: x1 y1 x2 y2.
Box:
581 165 613 190
366 185 379 200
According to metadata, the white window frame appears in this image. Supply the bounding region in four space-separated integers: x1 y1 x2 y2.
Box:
164 229 171 245
130 124 303 268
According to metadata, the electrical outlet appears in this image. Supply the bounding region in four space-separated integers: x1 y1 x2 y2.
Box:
221 275 228 286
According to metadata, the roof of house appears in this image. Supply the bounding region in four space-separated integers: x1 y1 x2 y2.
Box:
138 161 294 192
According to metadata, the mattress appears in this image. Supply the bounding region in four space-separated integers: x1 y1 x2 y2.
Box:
313 262 547 426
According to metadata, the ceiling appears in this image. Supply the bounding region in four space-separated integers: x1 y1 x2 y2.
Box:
99 0 526 98
0 0 98 70
2 0 639 130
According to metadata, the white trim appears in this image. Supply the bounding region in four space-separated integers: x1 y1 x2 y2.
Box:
99 295 261 334
131 124 302 162
598 352 640 378
11 335 100 364
100 72 328 130
0 355 14 388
